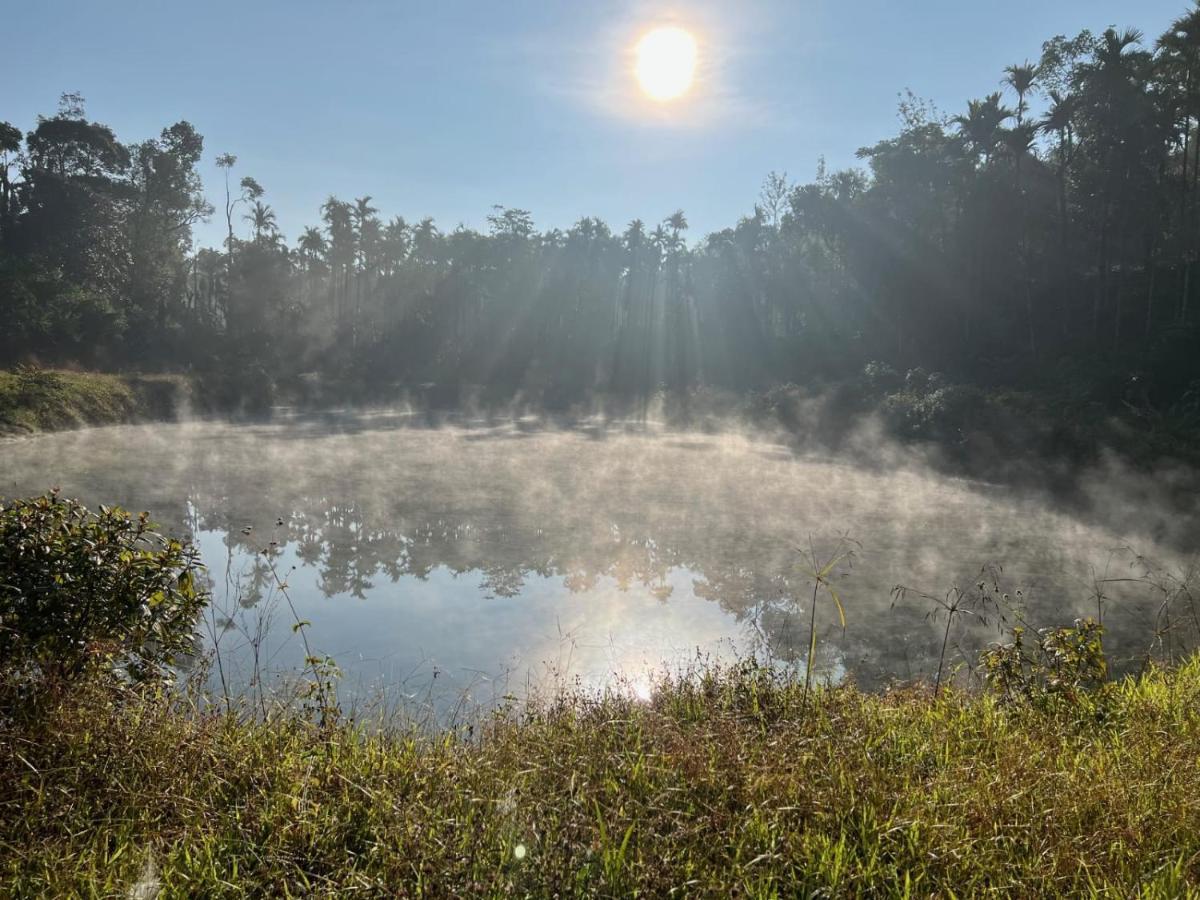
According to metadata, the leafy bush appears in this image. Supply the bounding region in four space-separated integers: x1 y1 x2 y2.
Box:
881 377 998 443
980 617 1109 705
0 492 206 685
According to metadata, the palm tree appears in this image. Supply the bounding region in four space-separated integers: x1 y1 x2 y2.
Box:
294 226 327 319
663 210 688 255
953 93 1014 165
321 196 355 328
999 122 1038 171
997 122 1041 353
297 226 326 262
1003 61 1039 126
1040 90 1078 244
352 196 379 267
296 226 327 281
244 200 277 244
410 217 440 265
1158 5 1200 322
1076 28 1149 340
1040 90 1080 336
381 216 409 276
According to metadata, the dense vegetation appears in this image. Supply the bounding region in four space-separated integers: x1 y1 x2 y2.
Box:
3 651 1199 895
4 14 1200 423
0 492 204 687
0 366 196 434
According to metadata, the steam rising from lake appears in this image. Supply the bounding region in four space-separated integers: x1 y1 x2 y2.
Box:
3 414 1195 706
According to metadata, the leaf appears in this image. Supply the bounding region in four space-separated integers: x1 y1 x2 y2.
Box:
292 620 312 632
827 585 847 630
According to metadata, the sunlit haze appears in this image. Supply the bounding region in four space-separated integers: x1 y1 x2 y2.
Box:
635 26 698 101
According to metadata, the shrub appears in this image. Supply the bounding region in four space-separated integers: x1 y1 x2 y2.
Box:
0 491 206 685
980 617 1109 705
881 381 992 442
861 360 901 393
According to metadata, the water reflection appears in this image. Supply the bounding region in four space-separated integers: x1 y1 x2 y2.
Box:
3 415 1195 703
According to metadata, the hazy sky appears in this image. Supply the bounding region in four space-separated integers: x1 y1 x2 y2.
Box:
3 0 1188 248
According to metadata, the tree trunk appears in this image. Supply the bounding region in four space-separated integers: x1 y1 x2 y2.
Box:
1113 226 1127 346
1145 240 1156 339
1183 261 1192 324
1096 219 1108 344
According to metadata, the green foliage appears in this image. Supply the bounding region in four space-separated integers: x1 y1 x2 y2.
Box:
796 535 857 705
3 656 1200 895
881 373 993 441
0 492 206 685
7 18 1200 421
11 363 63 405
0 368 194 434
981 617 1110 704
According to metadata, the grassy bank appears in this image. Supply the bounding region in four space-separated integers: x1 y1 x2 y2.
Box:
6 363 1199 476
0 368 194 435
3 661 1200 897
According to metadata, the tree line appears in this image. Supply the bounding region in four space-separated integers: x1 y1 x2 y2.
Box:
3 12 1200 410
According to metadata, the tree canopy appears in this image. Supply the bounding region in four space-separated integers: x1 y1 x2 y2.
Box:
4 12 1200 412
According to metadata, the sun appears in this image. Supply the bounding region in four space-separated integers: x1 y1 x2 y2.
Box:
634 26 698 102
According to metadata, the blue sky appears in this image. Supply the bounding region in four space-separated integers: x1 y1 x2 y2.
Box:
2 0 1189 248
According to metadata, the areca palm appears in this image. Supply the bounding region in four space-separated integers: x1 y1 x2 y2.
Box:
244 200 277 244
1076 28 1152 340
1003 61 1039 126
1158 5 1200 322
352 196 378 261
321 196 355 327
1040 90 1079 261
953 93 1014 165
666 210 688 242
998 122 1038 166
410 217 440 264
297 226 327 268
381 216 409 276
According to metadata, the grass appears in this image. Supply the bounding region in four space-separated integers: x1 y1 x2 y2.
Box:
3 660 1200 897
0 368 192 434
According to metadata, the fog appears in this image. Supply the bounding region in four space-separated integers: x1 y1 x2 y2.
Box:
4 412 1195 707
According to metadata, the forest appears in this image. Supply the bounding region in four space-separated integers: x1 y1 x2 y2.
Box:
3 16 1200 420
8 8 1200 896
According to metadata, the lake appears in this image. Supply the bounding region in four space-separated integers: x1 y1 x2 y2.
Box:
3 413 1195 713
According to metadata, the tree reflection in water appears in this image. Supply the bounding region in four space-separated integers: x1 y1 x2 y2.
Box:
5 415 1195 700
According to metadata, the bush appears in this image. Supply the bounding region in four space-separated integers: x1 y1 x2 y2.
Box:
0 492 206 685
861 360 901 393
980 617 1109 705
882 380 993 442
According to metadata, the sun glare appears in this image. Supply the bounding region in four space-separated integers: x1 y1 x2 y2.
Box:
634 26 697 102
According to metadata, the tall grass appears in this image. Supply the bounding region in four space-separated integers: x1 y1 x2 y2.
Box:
0 367 191 434
3 657 1200 896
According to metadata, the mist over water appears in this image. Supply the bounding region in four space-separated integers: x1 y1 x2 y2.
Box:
3 413 1196 707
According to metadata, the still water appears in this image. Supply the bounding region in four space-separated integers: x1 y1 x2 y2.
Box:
3 413 1195 708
